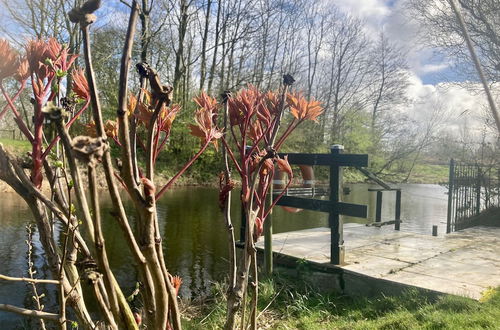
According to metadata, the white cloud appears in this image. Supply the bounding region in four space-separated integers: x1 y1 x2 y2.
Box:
404 73 488 139
328 0 491 140
417 63 451 75
332 0 390 18
329 0 391 39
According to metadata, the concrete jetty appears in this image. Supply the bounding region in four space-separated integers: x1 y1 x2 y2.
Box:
256 224 500 300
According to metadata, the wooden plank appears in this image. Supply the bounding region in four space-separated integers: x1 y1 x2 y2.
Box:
367 188 400 192
337 202 367 218
356 167 392 189
276 196 331 212
277 153 368 167
334 154 368 167
278 153 332 166
275 196 367 218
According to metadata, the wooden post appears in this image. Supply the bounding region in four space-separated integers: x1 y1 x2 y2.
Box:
264 187 273 275
395 189 401 231
330 145 344 265
239 146 252 242
432 225 438 236
446 159 455 233
375 191 383 223
239 201 246 242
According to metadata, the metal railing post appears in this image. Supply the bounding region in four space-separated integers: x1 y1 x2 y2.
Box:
446 159 455 233
475 166 481 215
375 191 383 223
395 189 401 230
330 145 344 265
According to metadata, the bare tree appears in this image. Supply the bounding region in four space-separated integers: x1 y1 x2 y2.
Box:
406 0 500 84
318 11 372 143
369 32 410 130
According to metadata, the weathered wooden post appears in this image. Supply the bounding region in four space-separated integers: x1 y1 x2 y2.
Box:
432 225 438 236
395 189 401 230
240 201 246 242
375 191 383 223
264 187 273 275
446 159 455 233
330 145 344 265
239 146 253 242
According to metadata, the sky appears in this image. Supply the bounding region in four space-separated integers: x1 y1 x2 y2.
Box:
330 0 491 140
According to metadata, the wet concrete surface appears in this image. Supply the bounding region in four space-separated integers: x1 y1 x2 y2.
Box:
257 224 500 299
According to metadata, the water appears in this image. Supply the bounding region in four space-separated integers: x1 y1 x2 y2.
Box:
0 184 448 327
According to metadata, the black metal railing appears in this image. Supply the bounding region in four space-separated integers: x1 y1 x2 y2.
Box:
446 159 500 232
367 188 401 230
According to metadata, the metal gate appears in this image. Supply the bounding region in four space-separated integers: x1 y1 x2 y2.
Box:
447 159 500 232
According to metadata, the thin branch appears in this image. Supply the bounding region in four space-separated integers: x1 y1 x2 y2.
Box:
42 100 91 159
0 82 34 142
155 140 211 200
117 0 144 201
0 274 59 285
0 81 26 121
53 116 96 243
0 304 60 322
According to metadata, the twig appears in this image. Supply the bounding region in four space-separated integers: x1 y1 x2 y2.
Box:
256 289 282 320
0 274 59 285
25 224 47 330
155 140 212 200
0 304 60 322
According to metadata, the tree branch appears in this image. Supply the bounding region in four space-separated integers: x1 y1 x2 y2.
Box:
0 274 59 285
0 304 60 322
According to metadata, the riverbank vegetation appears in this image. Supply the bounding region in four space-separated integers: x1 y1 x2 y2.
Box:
0 137 450 185
184 276 500 329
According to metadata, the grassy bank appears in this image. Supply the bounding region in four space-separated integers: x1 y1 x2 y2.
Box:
340 163 448 185
183 276 500 329
0 138 450 185
0 138 31 155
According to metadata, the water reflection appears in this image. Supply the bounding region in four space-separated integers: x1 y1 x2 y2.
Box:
0 184 448 326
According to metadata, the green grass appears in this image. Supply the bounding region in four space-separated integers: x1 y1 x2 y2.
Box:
406 164 449 184
377 164 449 184
0 138 31 155
183 276 500 329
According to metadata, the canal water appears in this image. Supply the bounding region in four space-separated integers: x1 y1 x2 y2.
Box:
0 183 448 326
